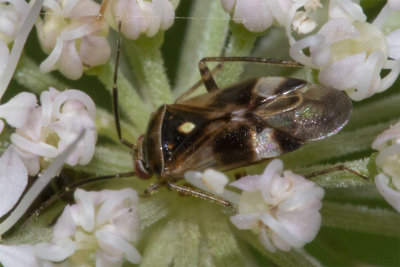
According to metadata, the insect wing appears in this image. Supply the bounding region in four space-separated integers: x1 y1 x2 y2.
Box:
160 77 309 176
159 77 351 177
253 78 353 141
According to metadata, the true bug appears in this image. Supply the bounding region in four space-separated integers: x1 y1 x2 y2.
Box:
106 21 354 207
28 25 357 218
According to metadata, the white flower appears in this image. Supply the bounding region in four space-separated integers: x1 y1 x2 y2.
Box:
230 159 324 252
0 87 96 229
0 0 29 45
220 0 321 34
0 146 27 218
0 189 141 266
36 0 111 80
0 244 45 267
0 0 29 87
0 131 86 237
372 121 400 212
0 92 37 134
106 0 175 40
11 87 97 175
185 168 229 195
290 1 400 101
37 188 141 266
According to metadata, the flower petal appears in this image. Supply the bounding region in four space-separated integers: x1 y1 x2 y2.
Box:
96 188 138 226
53 205 76 239
375 173 400 212
232 0 273 32
57 40 83 80
0 146 27 217
318 52 365 90
328 0 366 22
0 244 41 267
96 250 123 267
0 40 9 76
387 29 400 60
95 226 141 264
0 92 37 128
34 237 76 262
72 188 96 232
79 35 111 67
230 213 260 230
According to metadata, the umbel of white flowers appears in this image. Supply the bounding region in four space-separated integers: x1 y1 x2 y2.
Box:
186 159 325 252
0 188 141 266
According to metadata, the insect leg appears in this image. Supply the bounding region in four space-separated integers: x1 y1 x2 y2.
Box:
23 171 135 228
166 181 237 213
112 20 134 149
198 57 302 93
304 165 368 180
174 62 223 104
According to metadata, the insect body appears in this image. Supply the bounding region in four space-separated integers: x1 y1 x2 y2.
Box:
135 72 352 181
26 57 353 219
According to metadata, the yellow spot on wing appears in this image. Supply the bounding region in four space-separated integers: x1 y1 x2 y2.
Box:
178 122 195 134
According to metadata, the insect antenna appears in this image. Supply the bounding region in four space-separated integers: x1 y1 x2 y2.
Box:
22 171 136 228
112 19 134 149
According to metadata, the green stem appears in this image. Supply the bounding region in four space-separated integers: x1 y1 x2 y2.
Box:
71 144 132 175
199 203 246 267
96 108 140 143
124 33 173 109
234 227 322 267
173 0 230 98
347 90 400 130
14 56 67 94
281 120 396 167
321 201 400 237
215 24 258 88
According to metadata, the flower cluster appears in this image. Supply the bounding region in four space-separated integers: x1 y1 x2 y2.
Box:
106 0 175 40
185 159 325 252
0 0 398 265
0 188 141 266
372 121 400 212
221 0 400 101
37 0 111 80
220 0 322 33
36 0 177 80
289 0 400 100
0 87 97 218
0 0 29 77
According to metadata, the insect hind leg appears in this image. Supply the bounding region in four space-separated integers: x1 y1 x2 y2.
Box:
174 62 223 103
197 56 303 94
304 165 368 180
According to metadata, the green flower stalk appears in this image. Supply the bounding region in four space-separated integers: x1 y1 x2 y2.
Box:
0 0 399 266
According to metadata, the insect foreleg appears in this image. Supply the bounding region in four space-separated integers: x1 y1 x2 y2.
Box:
112 20 134 149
